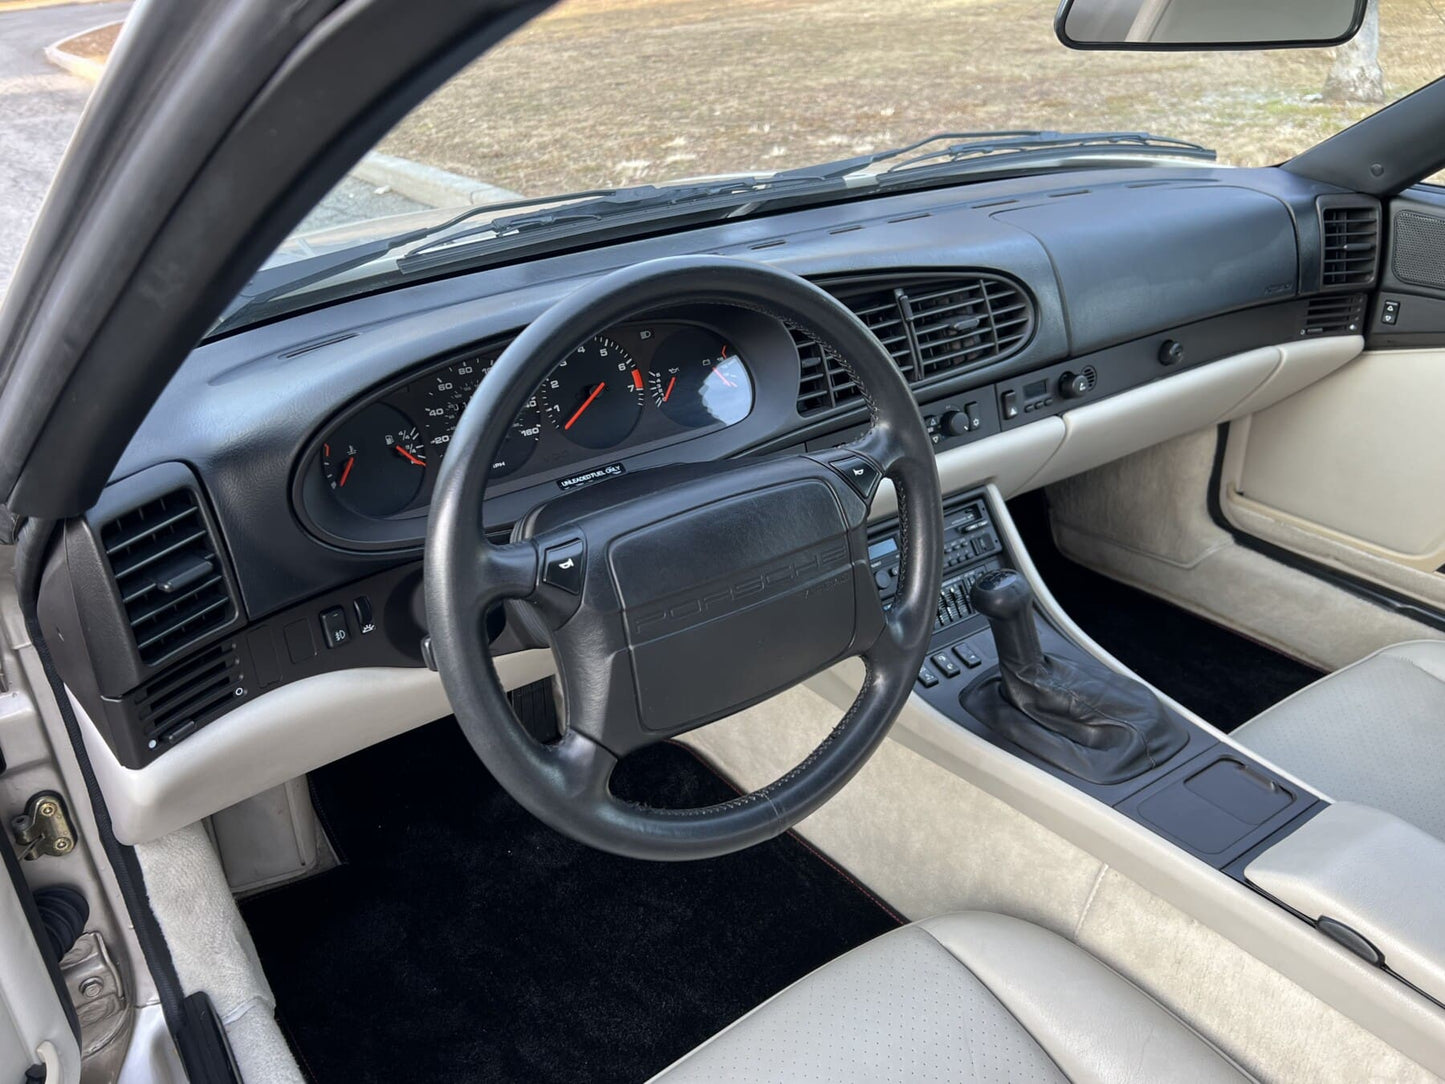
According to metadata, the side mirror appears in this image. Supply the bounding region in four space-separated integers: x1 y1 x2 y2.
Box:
1056 0 1366 50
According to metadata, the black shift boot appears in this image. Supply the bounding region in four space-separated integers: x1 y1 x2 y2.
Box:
960 568 1187 783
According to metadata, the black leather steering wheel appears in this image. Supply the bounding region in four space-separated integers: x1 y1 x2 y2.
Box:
424 256 943 860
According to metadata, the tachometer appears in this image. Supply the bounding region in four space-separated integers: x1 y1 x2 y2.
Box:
321 402 428 517
540 336 643 449
423 356 541 478
648 329 752 428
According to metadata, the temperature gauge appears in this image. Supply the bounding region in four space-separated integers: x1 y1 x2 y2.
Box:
320 402 428 517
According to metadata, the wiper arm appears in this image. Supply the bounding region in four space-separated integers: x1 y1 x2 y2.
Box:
397 173 851 266
212 187 619 335
773 130 1213 182
880 130 1214 175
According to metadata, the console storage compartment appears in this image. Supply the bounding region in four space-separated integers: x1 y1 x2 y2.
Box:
1245 802 1445 1005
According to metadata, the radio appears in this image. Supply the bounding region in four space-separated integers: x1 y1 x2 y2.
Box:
868 492 1006 634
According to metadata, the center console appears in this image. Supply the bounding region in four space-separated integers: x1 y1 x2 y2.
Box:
869 489 1323 877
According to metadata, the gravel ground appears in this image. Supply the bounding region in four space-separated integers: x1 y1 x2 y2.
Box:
379 0 1445 195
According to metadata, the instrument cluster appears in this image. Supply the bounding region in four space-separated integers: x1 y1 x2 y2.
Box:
316 320 754 519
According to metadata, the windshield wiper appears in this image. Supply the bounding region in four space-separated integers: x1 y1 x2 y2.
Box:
395 173 854 267
775 130 1214 183
213 187 619 335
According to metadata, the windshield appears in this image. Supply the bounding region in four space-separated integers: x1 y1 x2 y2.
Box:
239 0 1445 328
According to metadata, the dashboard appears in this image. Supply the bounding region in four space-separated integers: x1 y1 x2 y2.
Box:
39 163 1381 768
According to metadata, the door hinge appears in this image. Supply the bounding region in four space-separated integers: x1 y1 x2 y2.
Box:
12 792 76 860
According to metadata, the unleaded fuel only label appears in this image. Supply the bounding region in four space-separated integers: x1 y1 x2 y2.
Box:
556 462 626 491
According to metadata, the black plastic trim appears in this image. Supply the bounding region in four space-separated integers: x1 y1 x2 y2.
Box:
1285 76 1445 196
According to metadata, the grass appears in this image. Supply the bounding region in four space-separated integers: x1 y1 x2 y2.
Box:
378 0 1445 196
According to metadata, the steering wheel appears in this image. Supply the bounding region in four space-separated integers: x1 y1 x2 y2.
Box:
424 256 943 860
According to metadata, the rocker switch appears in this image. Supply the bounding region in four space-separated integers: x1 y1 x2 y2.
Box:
319 607 350 649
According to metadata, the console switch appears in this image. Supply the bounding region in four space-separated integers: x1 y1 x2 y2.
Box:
320 607 350 649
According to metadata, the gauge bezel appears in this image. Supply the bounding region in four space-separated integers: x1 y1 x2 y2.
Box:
290 306 791 554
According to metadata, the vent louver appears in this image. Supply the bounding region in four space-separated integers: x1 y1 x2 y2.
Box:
134 642 243 749
1301 294 1366 337
794 274 1033 416
1319 201 1380 289
100 488 236 667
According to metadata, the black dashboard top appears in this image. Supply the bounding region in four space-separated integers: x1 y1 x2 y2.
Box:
113 164 1353 621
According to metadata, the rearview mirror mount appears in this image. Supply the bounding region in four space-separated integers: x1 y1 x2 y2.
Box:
1056 0 1366 50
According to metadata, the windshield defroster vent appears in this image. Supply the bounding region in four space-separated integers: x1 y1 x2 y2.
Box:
794 273 1034 416
1318 198 1380 290
100 487 237 668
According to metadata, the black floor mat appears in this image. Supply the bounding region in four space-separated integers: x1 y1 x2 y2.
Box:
1009 492 1322 731
242 718 900 1084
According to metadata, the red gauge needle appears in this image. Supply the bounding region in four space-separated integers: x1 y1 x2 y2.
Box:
394 445 426 467
662 376 677 402
565 382 605 430
338 457 355 487
709 365 738 389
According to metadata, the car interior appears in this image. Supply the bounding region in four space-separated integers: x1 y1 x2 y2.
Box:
2 0 1445 1080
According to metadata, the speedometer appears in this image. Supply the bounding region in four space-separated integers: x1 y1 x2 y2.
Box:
423 356 541 478
540 336 643 449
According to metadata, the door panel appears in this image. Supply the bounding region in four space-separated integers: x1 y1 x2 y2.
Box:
1224 348 1445 560
1219 188 1445 613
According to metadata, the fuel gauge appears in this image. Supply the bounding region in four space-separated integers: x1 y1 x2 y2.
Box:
321 402 428 517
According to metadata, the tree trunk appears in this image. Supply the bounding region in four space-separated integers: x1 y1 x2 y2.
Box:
1323 0 1385 103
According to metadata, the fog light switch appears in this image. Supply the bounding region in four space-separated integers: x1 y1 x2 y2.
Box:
320 607 350 649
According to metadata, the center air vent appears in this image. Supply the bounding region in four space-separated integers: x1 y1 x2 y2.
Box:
100 487 237 667
1318 198 1380 290
794 273 1033 416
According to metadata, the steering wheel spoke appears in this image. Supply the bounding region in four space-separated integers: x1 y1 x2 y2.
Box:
468 538 541 615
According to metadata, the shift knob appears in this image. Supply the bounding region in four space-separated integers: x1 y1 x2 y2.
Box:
970 568 1044 673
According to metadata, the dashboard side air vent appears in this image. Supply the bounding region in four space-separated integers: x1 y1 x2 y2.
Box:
99 486 237 668
1301 294 1366 337
1318 198 1380 290
133 641 243 751
794 273 1034 416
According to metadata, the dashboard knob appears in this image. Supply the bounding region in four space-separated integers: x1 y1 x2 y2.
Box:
1058 371 1090 399
940 405 980 437
1158 339 1185 367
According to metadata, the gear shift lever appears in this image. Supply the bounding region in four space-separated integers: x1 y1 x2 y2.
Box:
962 567 1187 783
969 569 1045 702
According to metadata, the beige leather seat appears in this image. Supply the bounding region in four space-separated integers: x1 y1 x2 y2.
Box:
650 912 1246 1082
1233 640 1445 842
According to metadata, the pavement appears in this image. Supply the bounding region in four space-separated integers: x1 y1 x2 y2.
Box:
0 0 127 298
0 1 427 302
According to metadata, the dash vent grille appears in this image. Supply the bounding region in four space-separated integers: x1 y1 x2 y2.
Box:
1301 294 1366 336
1319 201 1380 289
134 641 243 749
794 273 1034 416
100 487 236 667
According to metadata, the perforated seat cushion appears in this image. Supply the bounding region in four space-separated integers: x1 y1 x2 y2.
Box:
649 911 1247 1083
1233 640 1445 842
